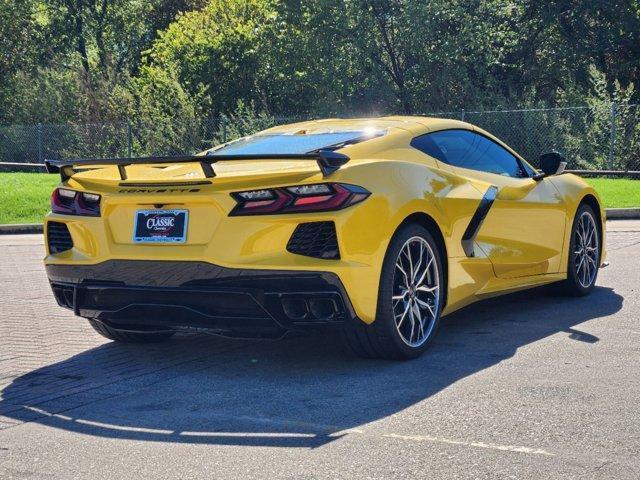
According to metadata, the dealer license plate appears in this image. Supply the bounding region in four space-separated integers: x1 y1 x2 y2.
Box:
133 209 188 243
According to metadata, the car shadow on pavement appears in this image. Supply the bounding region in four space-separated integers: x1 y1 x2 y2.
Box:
0 286 623 448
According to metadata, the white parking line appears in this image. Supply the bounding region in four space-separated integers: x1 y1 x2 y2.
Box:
23 406 554 455
381 433 553 456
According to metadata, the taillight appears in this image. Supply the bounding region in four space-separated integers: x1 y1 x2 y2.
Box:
51 188 101 216
230 183 370 216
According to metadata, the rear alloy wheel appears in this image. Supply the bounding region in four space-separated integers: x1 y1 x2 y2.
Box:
562 204 600 296
391 236 441 348
341 224 444 360
88 319 175 343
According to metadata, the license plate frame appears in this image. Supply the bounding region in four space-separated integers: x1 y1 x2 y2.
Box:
133 209 188 244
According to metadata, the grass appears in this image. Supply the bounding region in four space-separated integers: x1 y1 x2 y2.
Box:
0 172 638 224
0 173 60 224
584 178 640 209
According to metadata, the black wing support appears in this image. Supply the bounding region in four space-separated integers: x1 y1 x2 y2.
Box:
44 150 350 182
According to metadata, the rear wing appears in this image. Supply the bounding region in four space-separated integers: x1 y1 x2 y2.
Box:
44 150 350 182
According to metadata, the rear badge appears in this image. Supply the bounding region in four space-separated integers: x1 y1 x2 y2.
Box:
133 209 188 243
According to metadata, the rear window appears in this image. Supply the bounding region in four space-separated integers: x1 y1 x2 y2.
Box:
209 131 383 156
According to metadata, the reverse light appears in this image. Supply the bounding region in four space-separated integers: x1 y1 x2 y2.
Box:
236 189 274 201
51 188 101 216
286 184 332 196
230 183 370 216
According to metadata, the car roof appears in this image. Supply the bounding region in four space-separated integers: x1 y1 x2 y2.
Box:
261 116 469 135
260 116 532 166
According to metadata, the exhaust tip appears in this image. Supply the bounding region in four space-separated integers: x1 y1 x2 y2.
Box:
281 297 309 320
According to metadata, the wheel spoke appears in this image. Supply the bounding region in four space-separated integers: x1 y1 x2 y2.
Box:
406 245 414 284
414 257 433 289
393 292 405 308
412 300 421 323
395 302 411 329
408 303 416 343
412 300 423 342
415 298 435 318
582 261 589 286
417 309 425 339
576 219 584 245
580 254 588 285
585 225 594 246
412 242 424 283
417 285 438 293
395 260 410 288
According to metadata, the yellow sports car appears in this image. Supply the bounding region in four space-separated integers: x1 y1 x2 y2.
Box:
44 117 606 359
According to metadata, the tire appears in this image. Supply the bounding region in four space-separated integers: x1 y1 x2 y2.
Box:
561 204 601 296
88 319 175 343
341 223 444 360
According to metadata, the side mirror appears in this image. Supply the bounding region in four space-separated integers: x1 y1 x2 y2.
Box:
533 152 567 180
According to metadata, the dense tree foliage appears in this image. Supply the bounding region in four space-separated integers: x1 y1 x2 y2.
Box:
1 0 639 125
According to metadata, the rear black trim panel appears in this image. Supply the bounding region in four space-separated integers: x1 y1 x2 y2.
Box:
46 260 358 334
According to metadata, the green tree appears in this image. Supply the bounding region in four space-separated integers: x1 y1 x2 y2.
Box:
3 0 640 131
144 0 277 115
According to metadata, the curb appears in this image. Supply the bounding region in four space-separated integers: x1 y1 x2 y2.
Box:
0 224 43 235
605 208 640 220
1 208 639 235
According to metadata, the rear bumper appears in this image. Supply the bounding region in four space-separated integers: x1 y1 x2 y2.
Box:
46 260 357 337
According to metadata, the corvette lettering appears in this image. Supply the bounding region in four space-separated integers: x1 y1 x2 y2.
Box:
118 188 201 193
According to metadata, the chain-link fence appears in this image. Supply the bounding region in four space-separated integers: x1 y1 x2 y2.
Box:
432 104 640 172
1 105 638 172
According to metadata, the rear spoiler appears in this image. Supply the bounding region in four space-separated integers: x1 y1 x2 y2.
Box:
44 150 350 182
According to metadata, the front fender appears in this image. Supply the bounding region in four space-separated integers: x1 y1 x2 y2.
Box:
549 174 607 270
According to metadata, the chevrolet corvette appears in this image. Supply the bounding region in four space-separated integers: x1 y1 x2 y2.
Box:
44 117 606 359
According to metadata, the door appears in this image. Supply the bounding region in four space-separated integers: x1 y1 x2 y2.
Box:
413 129 567 278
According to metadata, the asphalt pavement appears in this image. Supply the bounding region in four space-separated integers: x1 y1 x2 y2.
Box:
0 221 639 479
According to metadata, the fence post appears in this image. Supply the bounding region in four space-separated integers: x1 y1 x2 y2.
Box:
36 123 43 163
461 109 465 121
127 119 133 157
608 102 617 170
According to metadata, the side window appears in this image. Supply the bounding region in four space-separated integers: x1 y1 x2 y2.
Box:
410 134 447 163
411 130 528 178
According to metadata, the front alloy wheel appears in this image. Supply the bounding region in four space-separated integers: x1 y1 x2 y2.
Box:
563 204 600 296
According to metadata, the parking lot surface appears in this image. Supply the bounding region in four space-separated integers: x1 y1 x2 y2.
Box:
1 221 639 479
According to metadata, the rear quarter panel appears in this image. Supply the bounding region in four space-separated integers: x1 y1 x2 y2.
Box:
328 150 495 320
